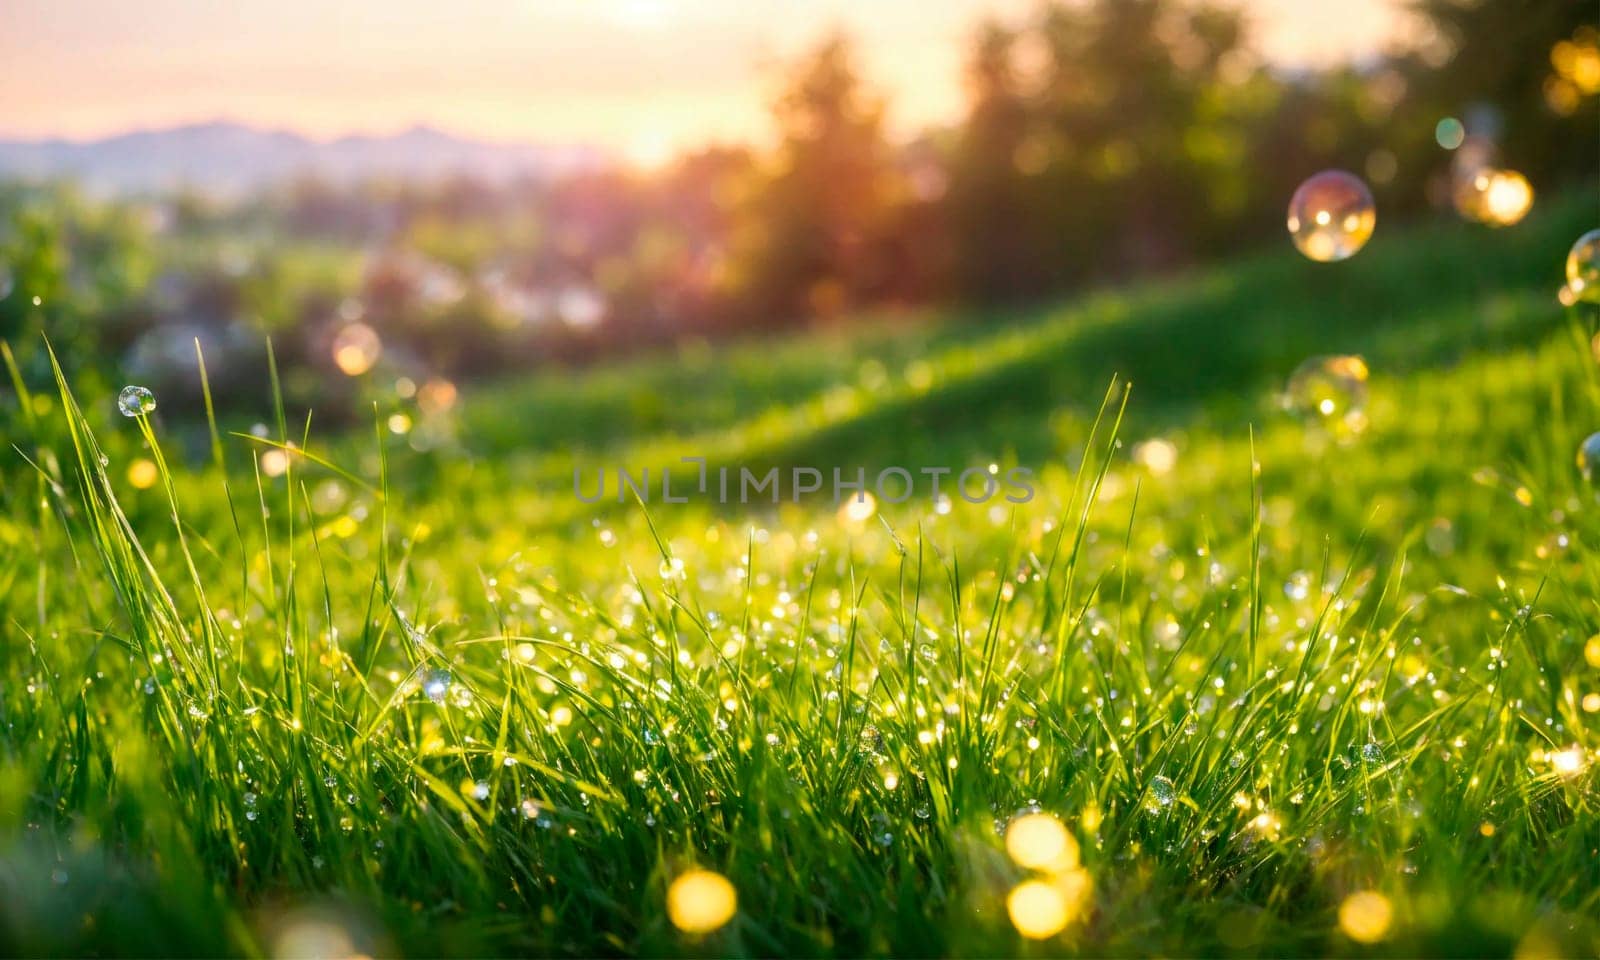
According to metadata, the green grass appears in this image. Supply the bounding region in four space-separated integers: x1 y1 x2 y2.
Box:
2 192 1599 957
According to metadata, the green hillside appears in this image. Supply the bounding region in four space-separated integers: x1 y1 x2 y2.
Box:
1 190 1598 956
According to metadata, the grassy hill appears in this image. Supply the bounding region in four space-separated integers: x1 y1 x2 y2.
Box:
1 189 1598 956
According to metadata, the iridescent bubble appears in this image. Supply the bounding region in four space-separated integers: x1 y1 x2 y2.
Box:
1287 170 1376 262
1284 355 1369 437
1578 431 1600 485
1567 229 1600 303
117 385 156 417
331 323 381 376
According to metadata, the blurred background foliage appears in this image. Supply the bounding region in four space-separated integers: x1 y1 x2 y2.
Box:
0 0 1595 429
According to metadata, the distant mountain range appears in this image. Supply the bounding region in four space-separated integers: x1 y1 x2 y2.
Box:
0 121 608 194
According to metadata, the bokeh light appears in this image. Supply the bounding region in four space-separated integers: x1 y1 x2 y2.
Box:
261 448 291 478
1579 432 1600 485
838 491 878 526
1286 171 1376 262
1007 880 1071 939
417 378 459 415
1005 812 1079 874
1338 890 1393 944
1434 117 1465 149
666 869 737 935
126 458 159 489
1480 169 1534 226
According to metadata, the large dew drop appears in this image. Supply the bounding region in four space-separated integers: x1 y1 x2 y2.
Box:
1567 229 1600 304
421 668 452 704
117 385 156 418
1147 774 1176 810
1287 170 1376 262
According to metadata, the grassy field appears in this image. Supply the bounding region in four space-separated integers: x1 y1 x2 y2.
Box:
2 190 1599 957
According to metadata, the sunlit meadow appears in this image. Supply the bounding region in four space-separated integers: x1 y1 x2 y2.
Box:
2 2 1600 955
0 182 1597 956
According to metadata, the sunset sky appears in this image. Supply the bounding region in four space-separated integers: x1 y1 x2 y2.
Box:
0 0 1408 159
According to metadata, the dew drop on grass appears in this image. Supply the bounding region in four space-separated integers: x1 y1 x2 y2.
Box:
1360 742 1384 763
1578 432 1600 485
1287 170 1376 262
422 669 452 704
1148 775 1176 809
1568 229 1600 303
1284 571 1311 601
117 385 156 417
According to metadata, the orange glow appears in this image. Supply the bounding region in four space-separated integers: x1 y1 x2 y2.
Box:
0 1 1408 153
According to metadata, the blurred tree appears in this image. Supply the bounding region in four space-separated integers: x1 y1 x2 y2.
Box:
945 19 1056 302
731 32 903 325
1400 0 1599 189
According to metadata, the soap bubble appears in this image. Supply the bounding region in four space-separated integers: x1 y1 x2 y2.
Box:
1579 431 1600 485
1567 229 1600 303
1287 171 1376 262
1284 355 1369 437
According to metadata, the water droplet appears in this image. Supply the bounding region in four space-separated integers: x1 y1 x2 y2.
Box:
1284 571 1311 601
117 385 156 417
1287 170 1376 262
1148 775 1176 808
1360 742 1384 763
422 668 452 704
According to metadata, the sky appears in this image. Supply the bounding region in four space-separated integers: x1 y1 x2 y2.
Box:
0 0 1407 159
